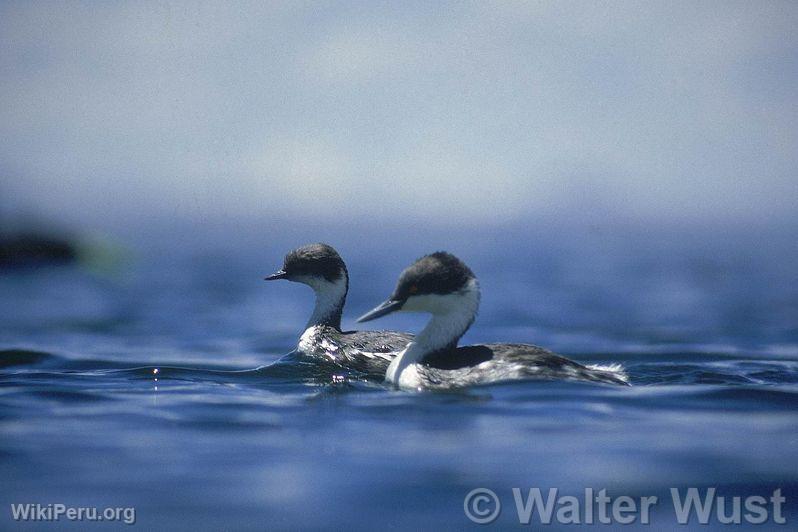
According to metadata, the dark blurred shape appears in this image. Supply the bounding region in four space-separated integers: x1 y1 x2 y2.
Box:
0 349 52 368
0 233 78 269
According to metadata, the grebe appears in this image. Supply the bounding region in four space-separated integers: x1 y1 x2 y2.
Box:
357 252 629 389
265 243 412 377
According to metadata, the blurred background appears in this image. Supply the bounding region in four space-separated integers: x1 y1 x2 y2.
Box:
2 0 796 352
2 1 796 232
1 3 797 529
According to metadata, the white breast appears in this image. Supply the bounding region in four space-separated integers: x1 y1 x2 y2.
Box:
298 325 322 353
397 364 423 390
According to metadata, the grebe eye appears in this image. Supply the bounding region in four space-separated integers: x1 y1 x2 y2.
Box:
409 285 418 294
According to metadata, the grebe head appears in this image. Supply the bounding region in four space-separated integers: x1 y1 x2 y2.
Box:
265 243 349 329
357 251 479 322
265 243 348 289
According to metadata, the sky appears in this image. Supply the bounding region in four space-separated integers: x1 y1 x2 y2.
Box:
1 1 797 231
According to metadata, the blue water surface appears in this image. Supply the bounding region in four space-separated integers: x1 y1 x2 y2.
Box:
1 223 797 530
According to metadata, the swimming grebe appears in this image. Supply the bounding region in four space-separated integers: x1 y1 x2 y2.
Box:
265 243 412 377
357 252 629 389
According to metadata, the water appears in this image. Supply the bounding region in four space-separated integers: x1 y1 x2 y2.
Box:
1 224 797 530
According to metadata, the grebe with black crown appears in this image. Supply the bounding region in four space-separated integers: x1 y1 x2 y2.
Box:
265 243 412 377
357 252 629 390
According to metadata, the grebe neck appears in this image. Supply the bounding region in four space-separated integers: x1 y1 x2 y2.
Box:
385 278 479 384
303 275 348 330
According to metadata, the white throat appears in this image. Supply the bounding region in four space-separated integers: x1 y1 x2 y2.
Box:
298 275 348 330
385 278 480 386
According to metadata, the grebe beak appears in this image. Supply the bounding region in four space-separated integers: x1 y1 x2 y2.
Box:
264 270 288 281
356 298 404 323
